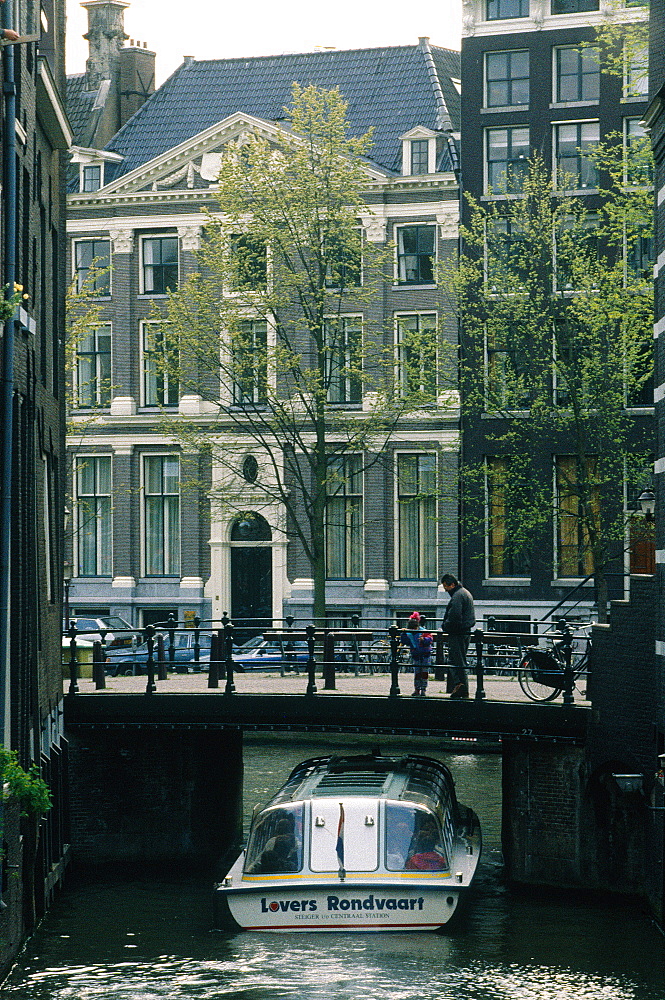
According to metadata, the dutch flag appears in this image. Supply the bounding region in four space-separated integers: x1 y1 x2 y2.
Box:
336 802 345 870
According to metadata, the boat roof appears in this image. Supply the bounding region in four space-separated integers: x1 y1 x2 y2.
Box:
266 753 457 808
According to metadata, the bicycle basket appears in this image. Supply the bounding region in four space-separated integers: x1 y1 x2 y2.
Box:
525 648 565 687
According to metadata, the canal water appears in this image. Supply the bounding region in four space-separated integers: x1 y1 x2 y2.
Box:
3 733 664 999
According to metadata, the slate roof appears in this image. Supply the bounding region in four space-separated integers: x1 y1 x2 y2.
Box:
67 73 99 145
93 42 460 185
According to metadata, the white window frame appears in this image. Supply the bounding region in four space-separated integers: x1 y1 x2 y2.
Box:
394 311 438 400
552 45 600 106
140 320 180 408
139 233 180 296
72 237 111 297
141 453 181 577
400 128 437 177
75 454 113 578
485 125 530 195
324 314 363 404
394 223 437 285
394 451 438 581
484 49 530 110
325 454 364 580
75 322 112 409
552 120 599 192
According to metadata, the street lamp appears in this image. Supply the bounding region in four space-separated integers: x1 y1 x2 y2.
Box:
63 560 73 629
638 487 656 520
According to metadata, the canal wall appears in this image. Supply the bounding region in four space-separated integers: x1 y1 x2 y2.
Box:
502 576 664 921
66 728 243 872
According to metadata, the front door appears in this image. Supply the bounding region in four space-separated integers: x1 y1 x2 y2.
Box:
231 546 272 644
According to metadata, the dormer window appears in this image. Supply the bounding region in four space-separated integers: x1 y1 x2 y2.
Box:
400 128 437 177
82 164 102 192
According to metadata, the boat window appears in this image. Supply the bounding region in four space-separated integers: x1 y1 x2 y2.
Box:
385 803 448 872
243 805 303 875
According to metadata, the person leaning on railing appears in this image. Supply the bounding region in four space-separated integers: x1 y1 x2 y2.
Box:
440 574 476 700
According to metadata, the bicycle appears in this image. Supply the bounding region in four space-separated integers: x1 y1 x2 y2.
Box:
517 629 590 702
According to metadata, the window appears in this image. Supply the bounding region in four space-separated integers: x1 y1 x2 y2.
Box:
232 319 268 405
411 139 430 174
554 122 599 189
624 43 648 98
326 455 363 578
396 225 435 284
484 324 531 409
76 325 111 408
486 127 529 193
325 228 362 289
230 234 267 291
625 118 653 185
144 455 180 575
396 313 438 399
325 316 362 403
397 453 437 579
76 456 112 576
485 50 529 108
74 239 110 295
142 322 179 407
554 213 598 292
626 230 654 282
551 0 599 13
81 164 102 192
486 458 530 577
141 235 178 294
555 47 600 103
486 216 528 289
555 455 597 577
486 0 528 18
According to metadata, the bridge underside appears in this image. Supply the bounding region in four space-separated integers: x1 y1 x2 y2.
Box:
64 693 589 744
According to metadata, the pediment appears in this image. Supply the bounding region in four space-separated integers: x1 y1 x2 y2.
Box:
400 126 437 142
99 111 387 196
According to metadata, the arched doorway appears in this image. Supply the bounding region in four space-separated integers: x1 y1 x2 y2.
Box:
230 513 272 644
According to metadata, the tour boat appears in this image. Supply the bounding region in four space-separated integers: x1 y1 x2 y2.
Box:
214 751 481 932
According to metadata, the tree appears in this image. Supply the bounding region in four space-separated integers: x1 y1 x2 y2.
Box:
161 85 447 621
442 150 654 622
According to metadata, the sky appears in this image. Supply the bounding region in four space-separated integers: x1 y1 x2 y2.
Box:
65 0 463 86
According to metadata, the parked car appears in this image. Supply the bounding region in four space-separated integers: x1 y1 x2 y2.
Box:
232 636 310 672
106 631 212 674
66 614 135 649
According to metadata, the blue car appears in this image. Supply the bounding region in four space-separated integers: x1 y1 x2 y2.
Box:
232 637 310 672
105 632 212 674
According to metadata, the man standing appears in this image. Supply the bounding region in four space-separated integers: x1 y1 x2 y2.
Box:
440 574 476 699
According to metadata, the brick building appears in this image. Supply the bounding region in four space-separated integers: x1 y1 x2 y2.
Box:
458 0 653 627
65 6 462 631
0 0 70 977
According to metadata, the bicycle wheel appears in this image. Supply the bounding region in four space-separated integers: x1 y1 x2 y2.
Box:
517 653 562 702
367 639 391 673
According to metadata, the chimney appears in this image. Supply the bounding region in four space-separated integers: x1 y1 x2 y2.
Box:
119 41 156 127
82 0 129 91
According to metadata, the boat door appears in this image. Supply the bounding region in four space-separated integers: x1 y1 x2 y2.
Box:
309 799 378 872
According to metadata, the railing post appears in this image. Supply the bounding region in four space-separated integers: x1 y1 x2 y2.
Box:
561 625 574 706
389 624 400 699
284 614 297 676
351 613 360 677
167 614 181 673
156 633 167 681
224 620 235 695
209 631 220 688
144 625 156 695
434 629 446 681
92 640 105 689
67 622 79 696
323 631 336 690
193 615 201 672
305 624 317 696
474 629 486 701
99 628 107 669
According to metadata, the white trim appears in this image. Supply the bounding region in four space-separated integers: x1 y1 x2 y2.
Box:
654 316 665 338
655 459 665 475
654 382 665 404
655 550 665 564
655 640 665 658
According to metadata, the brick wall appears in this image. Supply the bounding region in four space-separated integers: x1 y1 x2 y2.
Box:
67 728 243 869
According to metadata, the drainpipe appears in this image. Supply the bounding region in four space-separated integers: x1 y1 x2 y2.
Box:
0 8 17 752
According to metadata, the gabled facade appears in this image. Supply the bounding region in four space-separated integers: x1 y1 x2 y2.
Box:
459 0 653 627
65 35 462 631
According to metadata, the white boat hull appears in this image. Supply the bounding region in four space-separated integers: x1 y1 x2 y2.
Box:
215 876 466 931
